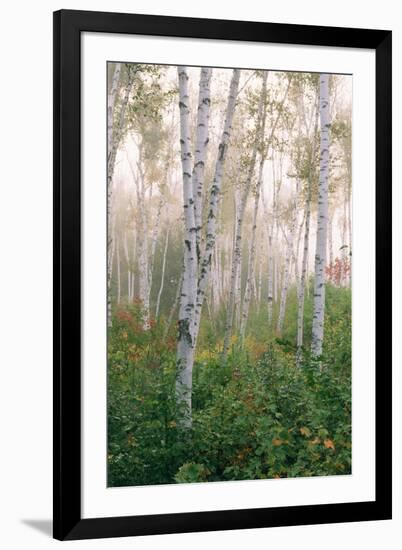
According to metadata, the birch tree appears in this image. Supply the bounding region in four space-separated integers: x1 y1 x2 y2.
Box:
176 67 239 425
193 68 212 259
155 227 170 319
176 66 198 425
311 74 330 357
192 69 240 348
107 63 121 325
297 103 319 362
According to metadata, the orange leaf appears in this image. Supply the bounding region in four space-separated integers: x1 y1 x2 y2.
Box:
272 438 284 446
300 426 311 437
324 439 335 450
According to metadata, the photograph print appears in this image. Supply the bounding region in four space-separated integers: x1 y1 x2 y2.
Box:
107 62 352 488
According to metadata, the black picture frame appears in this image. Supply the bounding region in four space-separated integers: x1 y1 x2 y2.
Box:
53 9 392 541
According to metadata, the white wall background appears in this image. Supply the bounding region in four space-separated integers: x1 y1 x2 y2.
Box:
0 0 399 548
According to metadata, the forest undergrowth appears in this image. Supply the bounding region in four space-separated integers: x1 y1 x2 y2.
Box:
108 283 351 487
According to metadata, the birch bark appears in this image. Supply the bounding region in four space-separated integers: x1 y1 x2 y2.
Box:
107 63 121 177
193 68 212 259
311 74 330 357
262 179 274 325
107 63 121 326
192 69 240 349
134 157 150 328
176 67 198 426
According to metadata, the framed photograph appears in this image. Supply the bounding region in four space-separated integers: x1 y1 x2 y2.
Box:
53 9 392 541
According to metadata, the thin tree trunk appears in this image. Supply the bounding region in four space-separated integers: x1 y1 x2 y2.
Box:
107 66 133 325
222 73 268 358
265 187 275 325
131 228 136 301
311 74 330 358
123 228 131 301
274 255 278 304
134 157 150 329
296 117 317 362
116 234 121 305
240 165 263 340
108 70 133 222
148 195 164 294
107 63 121 161
277 181 299 335
156 227 170 319
257 239 264 311
297 164 314 361
294 210 306 283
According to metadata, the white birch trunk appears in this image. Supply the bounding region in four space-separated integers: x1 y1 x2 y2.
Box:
192 69 241 349
135 160 150 329
107 62 121 177
193 68 212 259
176 67 198 426
240 174 261 340
311 74 330 357
297 89 318 361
